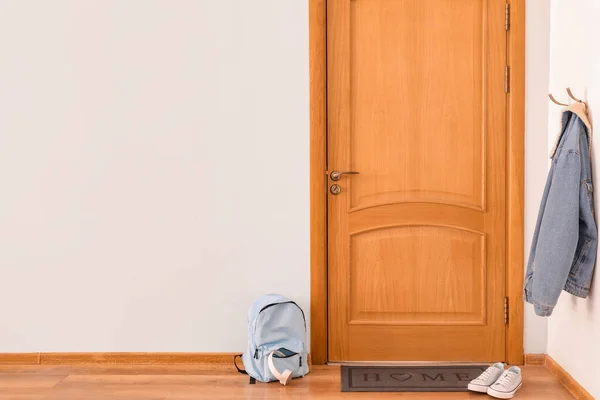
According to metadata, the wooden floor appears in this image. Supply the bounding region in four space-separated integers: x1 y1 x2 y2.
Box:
0 364 575 399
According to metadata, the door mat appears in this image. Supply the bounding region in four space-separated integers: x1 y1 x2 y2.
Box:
341 364 489 392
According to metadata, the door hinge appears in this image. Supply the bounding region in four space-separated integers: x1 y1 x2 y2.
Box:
504 297 509 324
504 65 510 93
505 3 510 31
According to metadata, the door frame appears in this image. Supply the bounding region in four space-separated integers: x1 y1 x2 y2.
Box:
309 0 525 365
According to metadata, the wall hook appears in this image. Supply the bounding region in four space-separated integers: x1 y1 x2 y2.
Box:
566 87 582 103
548 93 569 107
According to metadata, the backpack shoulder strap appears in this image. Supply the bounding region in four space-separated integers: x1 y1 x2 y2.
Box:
233 354 256 384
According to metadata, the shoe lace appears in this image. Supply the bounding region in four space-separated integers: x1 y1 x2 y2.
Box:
479 367 497 380
495 371 515 388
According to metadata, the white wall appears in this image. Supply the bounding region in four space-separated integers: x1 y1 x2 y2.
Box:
524 0 551 354
546 1 600 397
0 0 549 355
0 0 309 352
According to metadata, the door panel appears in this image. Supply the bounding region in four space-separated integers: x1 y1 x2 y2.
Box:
349 0 485 211
328 0 506 362
350 225 485 325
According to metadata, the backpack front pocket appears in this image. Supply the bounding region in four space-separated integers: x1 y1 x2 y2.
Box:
262 350 305 382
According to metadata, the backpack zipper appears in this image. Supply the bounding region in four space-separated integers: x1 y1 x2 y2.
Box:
256 348 302 364
257 301 306 329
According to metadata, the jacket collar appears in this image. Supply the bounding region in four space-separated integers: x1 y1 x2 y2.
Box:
550 102 592 159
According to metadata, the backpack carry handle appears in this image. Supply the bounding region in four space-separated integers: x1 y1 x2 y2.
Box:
267 352 293 385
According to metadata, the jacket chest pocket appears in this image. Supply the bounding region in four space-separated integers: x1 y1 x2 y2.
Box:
570 238 592 277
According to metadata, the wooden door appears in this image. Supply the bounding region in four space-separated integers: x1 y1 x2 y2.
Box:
327 0 507 362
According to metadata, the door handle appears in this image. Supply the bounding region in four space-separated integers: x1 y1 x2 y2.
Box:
330 170 360 181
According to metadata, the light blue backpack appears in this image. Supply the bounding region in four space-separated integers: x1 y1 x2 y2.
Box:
234 294 309 384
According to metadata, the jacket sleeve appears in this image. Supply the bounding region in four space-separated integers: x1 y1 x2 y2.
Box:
528 150 581 316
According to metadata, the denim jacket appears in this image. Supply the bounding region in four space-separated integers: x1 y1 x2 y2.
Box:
524 102 597 317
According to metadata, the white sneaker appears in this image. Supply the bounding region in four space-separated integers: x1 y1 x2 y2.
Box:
487 366 523 399
467 362 505 393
